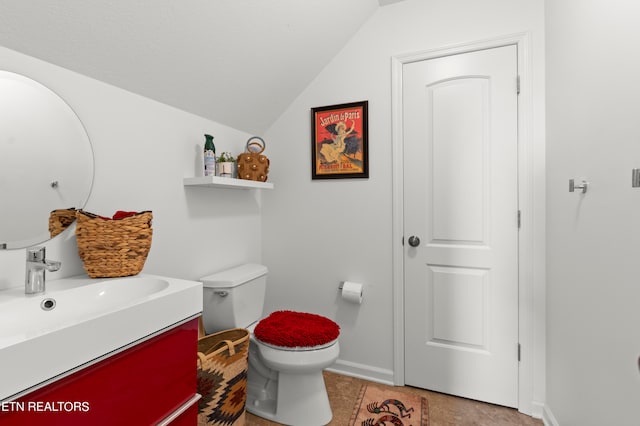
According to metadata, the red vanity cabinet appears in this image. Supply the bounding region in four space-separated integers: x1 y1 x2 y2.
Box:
0 317 199 425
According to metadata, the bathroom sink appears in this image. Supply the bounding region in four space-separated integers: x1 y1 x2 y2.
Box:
0 274 202 401
0 277 170 347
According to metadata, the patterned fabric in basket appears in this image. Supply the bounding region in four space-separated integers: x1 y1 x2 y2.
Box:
75 209 152 278
197 328 250 426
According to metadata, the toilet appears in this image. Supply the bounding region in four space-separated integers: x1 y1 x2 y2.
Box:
200 264 340 426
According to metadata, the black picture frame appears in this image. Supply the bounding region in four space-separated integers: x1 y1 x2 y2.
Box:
311 100 369 179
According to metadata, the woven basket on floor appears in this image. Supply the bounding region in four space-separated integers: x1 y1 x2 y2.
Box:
48 208 77 238
197 328 250 426
75 210 153 278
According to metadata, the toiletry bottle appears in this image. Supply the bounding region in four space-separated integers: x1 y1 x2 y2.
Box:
204 134 216 176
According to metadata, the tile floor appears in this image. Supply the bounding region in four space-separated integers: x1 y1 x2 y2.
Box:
245 371 543 425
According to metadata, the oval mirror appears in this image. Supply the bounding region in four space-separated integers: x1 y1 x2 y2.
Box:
0 71 94 249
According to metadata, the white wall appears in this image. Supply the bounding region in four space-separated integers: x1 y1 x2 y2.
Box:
0 45 263 291
545 1 640 425
0 0 555 417
262 0 545 411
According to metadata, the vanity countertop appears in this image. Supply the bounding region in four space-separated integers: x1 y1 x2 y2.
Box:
0 274 202 401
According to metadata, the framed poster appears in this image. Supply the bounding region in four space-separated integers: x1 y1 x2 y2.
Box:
311 100 368 179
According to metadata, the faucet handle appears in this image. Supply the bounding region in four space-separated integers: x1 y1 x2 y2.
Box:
45 260 62 272
27 246 46 262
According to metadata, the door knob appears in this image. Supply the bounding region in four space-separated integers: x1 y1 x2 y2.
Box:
408 236 421 247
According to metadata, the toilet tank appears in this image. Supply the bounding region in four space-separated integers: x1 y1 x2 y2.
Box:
200 263 267 334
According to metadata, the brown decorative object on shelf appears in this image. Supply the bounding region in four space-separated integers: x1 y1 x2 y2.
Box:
237 136 269 182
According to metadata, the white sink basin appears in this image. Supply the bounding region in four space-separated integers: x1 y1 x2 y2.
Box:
0 274 202 401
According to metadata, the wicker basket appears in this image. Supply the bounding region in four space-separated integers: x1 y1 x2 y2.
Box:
197 328 250 426
48 208 77 238
75 210 153 278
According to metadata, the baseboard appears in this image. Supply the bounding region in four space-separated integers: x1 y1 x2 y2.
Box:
528 401 545 420
542 404 559 426
326 359 395 386
329 359 549 424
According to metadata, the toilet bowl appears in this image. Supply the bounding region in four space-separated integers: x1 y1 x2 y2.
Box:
200 264 340 426
247 338 340 425
247 310 340 425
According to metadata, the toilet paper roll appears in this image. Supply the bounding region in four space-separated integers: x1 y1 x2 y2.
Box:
341 281 363 304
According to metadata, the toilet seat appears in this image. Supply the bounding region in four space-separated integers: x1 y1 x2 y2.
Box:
254 310 340 350
256 337 339 351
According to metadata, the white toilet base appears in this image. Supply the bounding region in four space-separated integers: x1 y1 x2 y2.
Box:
246 370 332 426
245 339 338 426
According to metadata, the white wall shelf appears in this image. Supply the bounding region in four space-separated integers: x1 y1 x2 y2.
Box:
183 176 274 190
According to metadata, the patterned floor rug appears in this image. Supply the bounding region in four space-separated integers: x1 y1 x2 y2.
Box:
349 384 429 426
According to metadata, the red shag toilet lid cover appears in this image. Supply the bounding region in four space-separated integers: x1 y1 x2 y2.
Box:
254 310 340 348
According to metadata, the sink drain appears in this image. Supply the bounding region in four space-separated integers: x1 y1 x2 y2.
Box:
40 298 56 311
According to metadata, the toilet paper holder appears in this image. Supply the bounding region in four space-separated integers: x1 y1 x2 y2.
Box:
338 282 363 290
338 281 364 304
338 282 357 290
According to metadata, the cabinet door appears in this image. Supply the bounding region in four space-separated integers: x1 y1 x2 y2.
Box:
0 318 198 426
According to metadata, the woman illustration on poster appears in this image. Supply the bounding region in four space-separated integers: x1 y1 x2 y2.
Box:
320 119 356 163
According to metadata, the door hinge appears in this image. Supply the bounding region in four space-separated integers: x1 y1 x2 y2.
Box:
517 210 521 229
516 75 521 95
518 343 521 362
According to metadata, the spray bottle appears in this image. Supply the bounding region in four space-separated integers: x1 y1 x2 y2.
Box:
204 134 216 176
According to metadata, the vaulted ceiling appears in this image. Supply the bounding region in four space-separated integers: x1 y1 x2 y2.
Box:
0 0 404 135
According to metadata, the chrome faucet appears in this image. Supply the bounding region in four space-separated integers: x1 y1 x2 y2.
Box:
25 246 61 295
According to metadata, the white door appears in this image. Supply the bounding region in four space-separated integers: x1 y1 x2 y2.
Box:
403 45 519 407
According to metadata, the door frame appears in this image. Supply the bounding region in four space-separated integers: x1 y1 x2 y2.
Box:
391 32 539 416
